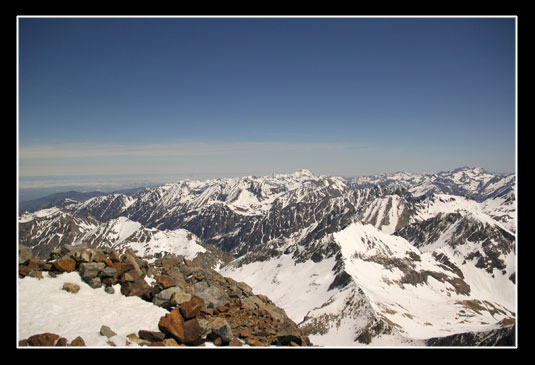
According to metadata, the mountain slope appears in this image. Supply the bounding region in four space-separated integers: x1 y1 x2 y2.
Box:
18 210 230 268
19 167 516 346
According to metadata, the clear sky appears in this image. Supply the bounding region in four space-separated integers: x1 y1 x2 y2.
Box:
18 16 516 192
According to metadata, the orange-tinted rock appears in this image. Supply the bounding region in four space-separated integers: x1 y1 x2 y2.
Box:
158 308 185 343
53 257 76 272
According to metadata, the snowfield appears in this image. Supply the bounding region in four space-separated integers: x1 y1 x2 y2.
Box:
18 272 169 347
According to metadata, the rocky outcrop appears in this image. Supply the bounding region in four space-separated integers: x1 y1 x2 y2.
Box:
18 243 311 347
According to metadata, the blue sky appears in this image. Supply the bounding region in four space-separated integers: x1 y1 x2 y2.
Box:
18 17 516 192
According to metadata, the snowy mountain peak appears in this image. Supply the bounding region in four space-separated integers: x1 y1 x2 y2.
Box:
293 169 314 177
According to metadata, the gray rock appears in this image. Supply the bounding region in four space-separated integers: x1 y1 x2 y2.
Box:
194 286 229 308
19 245 33 265
277 321 302 345
138 330 166 342
153 286 182 308
98 267 118 278
100 325 117 338
170 291 192 306
60 244 75 256
88 277 102 289
104 286 115 294
79 262 106 281
209 318 233 343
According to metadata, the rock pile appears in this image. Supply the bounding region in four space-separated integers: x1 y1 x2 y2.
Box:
18 243 312 347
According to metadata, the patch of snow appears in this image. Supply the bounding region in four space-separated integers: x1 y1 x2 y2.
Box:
18 272 168 347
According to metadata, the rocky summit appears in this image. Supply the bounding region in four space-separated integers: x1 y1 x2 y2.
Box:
18 243 311 347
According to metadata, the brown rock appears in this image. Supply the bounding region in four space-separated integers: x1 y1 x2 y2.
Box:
19 265 31 277
69 336 86 346
156 275 176 289
56 337 68 346
124 252 143 277
92 250 108 263
27 257 43 270
112 262 135 276
122 270 139 282
62 282 81 294
120 277 149 297
138 330 166 342
183 318 202 345
180 295 205 320
27 332 60 346
158 307 185 343
53 257 76 272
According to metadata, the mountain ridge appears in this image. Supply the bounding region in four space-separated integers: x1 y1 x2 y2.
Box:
18 167 516 346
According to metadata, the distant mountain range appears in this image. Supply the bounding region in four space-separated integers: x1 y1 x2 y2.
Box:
18 187 144 213
18 167 516 346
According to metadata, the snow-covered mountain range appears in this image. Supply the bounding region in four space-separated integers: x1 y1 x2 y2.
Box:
18 167 516 346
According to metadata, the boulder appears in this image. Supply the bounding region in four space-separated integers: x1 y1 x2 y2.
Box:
26 257 42 270
53 257 76 273
88 277 102 289
183 318 202 345
69 336 86 346
100 325 117 338
27 332 60 346
276 322 303 346
112 262 136 276
62 282 81 294
209 317 234 344
98 267 118 278
195 286 230 309
92 250 108 263
73 248 96 263
170 291 192 307
158 308 185 343
19 245 33 265
153 286 182 308
156 275 176 289
124 251 144 277
56 337 68 346
138 330 166 342
179 295 205 319
120 277 150 297
79 262 106 281
19 265 31 277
